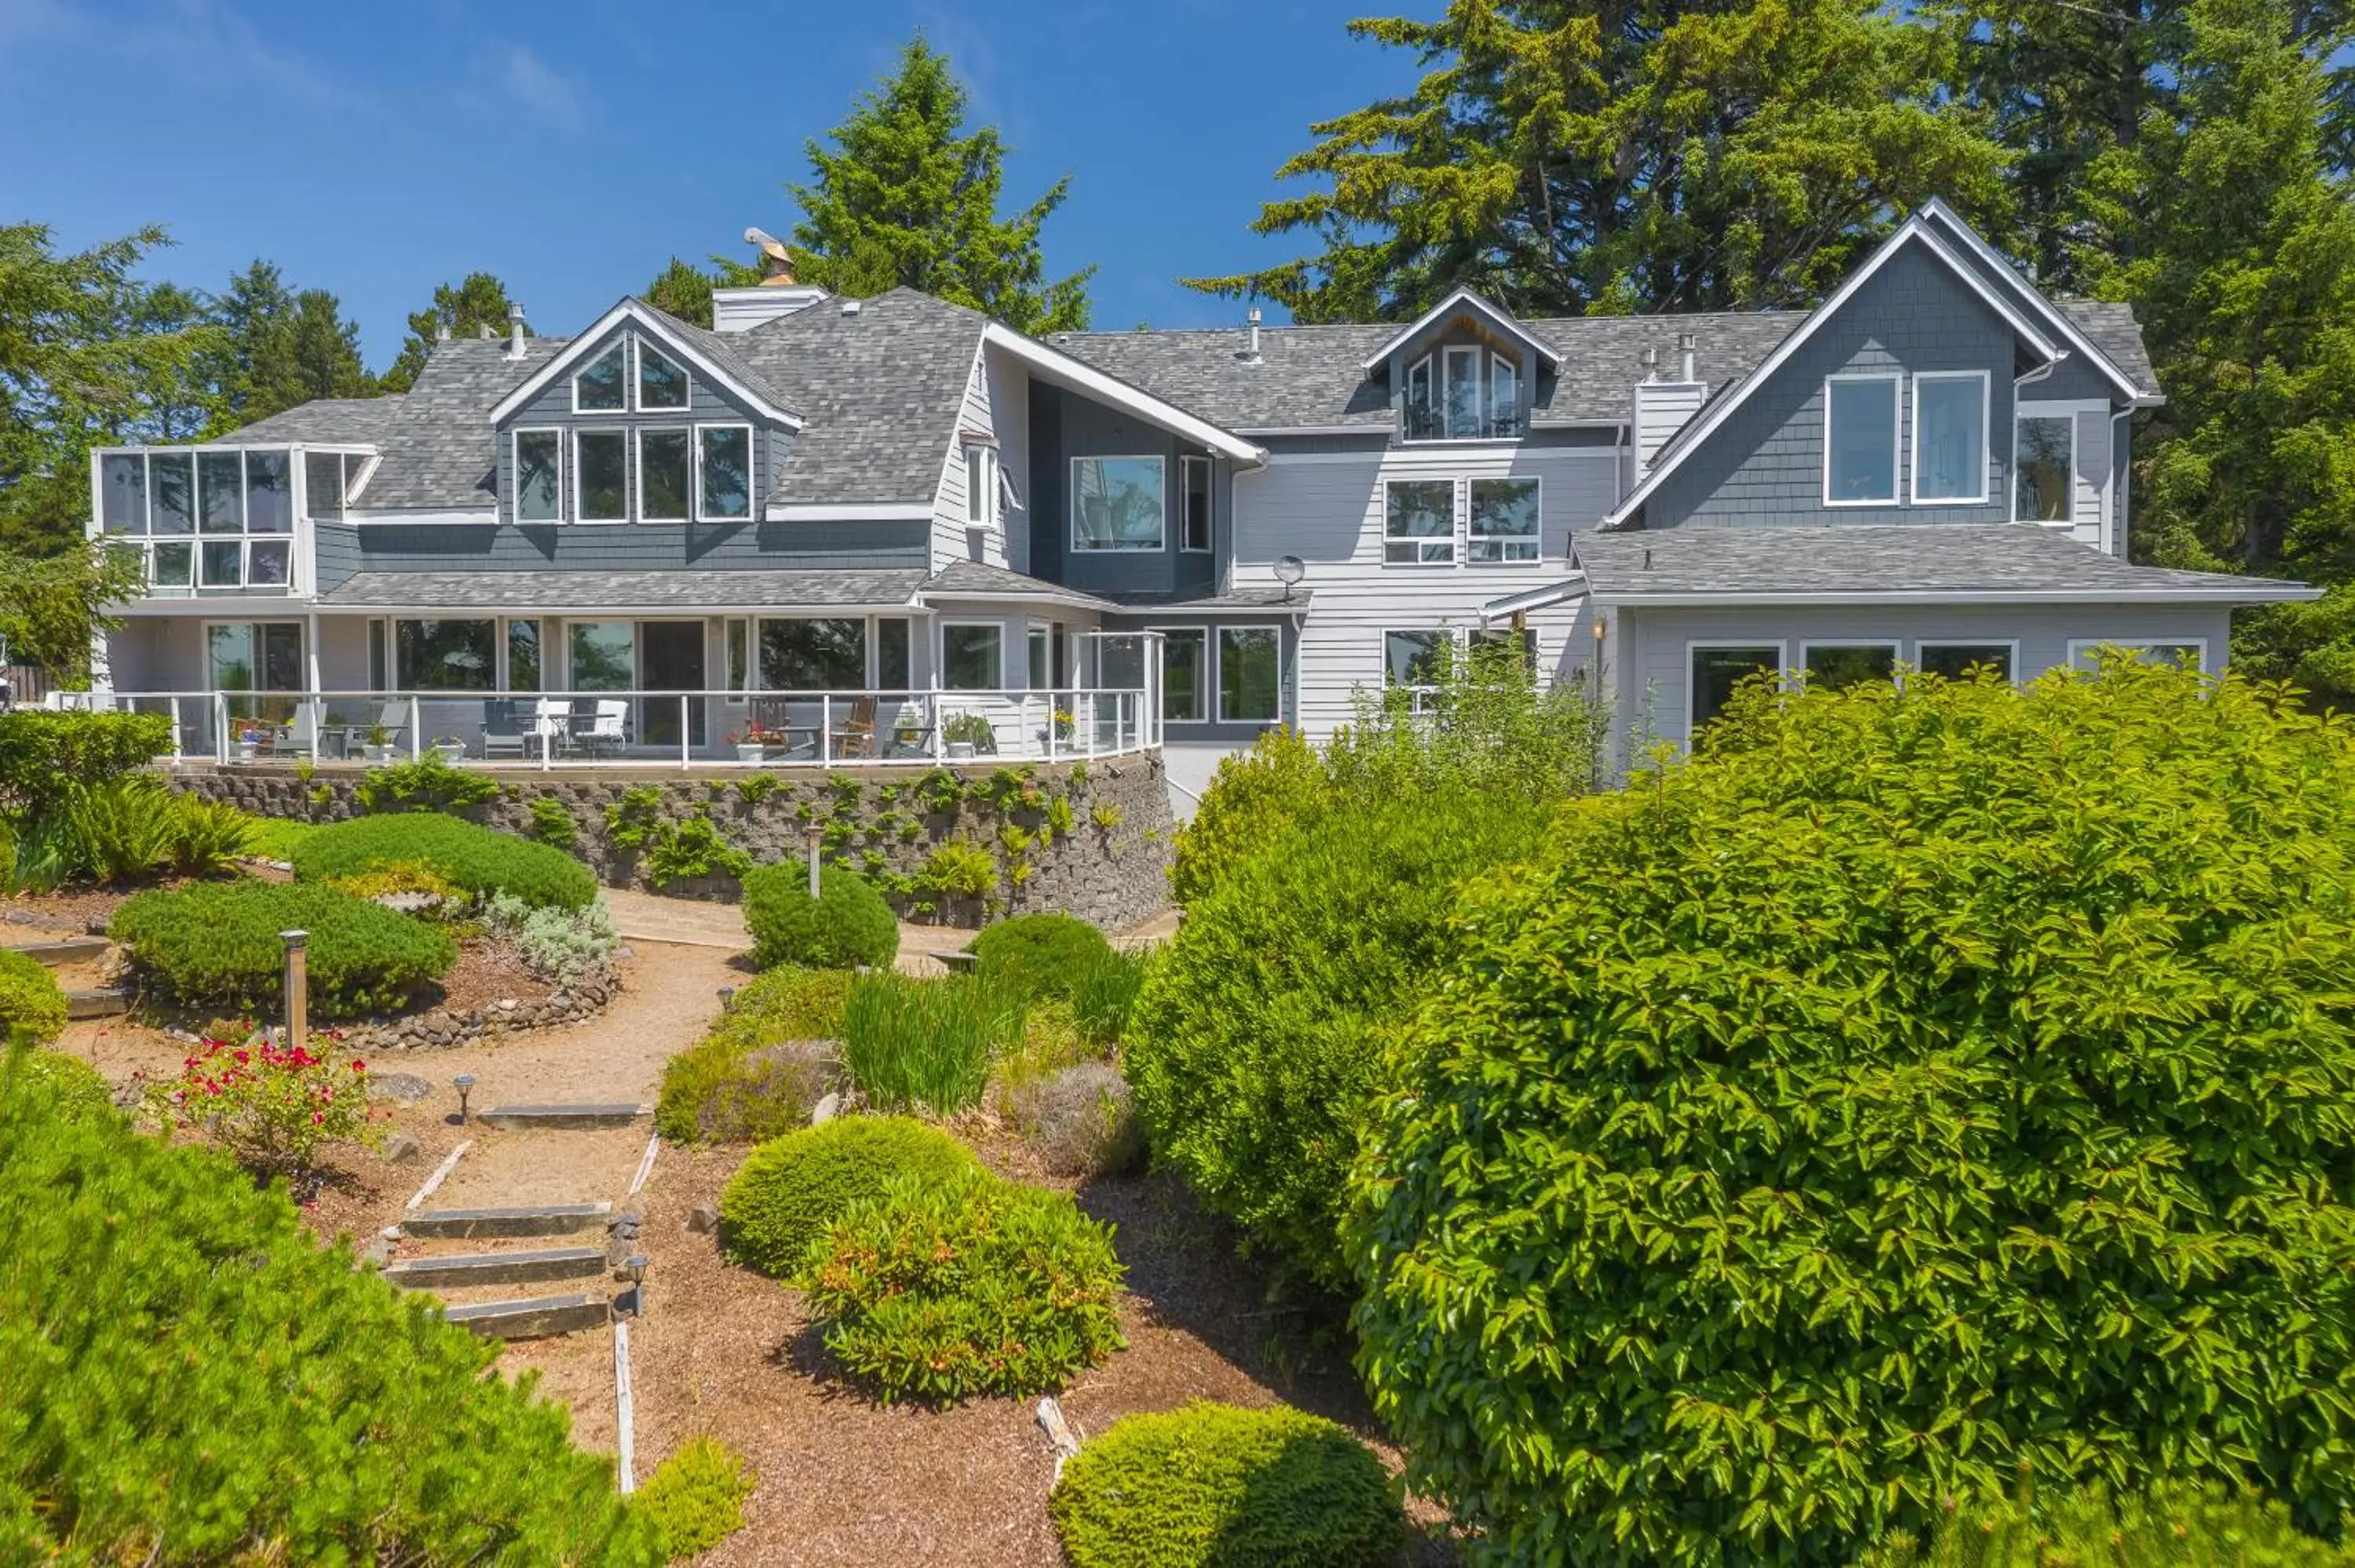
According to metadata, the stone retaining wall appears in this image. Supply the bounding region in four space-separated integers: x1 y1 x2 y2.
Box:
176 754 1176 932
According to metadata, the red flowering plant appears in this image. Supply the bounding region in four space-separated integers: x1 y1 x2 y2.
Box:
144 1030 378 1190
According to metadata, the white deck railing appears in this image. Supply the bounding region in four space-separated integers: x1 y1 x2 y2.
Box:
55 687 1157 770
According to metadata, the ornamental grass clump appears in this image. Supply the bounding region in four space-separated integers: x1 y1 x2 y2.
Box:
716 1115 977 1278
1350 661 2355 1565
797 1165 1125 1405
1050 1402 1404 1568
840 970 1021 1114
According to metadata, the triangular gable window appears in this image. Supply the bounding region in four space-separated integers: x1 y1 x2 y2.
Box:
573 343 626 412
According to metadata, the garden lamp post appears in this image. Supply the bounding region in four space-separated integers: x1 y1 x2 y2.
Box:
805 823 823 898
279 930 308 1054
452 1073 476 1124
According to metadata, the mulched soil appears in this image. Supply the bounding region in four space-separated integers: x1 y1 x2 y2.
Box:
0 885 137 935
422 936 558 1015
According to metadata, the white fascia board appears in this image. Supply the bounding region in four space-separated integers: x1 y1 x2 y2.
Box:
765 502 937 522
1479 572 1590 624
982 323 1267 468
487 299 805 429
321 599 924 616
1359 289 1566 372
1917 199 2154 403
1592 585 2324 607
918 588 1122 614
1601 219 2072 528
345 509 498 526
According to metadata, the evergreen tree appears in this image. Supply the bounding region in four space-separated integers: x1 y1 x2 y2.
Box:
644 256 717 328
780 35 1093 332
207 261 370 426
379 272 520 391
1187 0 2010 321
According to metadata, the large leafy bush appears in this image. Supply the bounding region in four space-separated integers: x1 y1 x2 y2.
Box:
294 811 594 910
1050 1401 1404 1568
0 709 171 818
1860 1479 2355 1566
0 1044 656 1563
969 911 1113 1002
0 948 66 1045
717 1114 977 1278
657 967 850 1144
1351 664 2355 1565
742 862 898 971
798 1165 1125 1405
6 776 254 891
111 881 456 1019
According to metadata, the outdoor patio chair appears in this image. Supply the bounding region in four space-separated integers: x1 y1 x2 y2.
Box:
882 699 935 759
831 695 878 760
480 699 525 760
532 698 574 758
582 699 630 757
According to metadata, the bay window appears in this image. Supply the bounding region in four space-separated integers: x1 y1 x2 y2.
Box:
1072 456 1165 552
2014 413 2074 523
1385 479 1455 564
1824 375 1899 503
1469 476 1539 563
1912 371 1988 502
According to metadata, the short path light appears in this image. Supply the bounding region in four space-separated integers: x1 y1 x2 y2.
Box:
716 986 736 1012
804 822 824 897
623 1253 650 1317
452 1073 476 1125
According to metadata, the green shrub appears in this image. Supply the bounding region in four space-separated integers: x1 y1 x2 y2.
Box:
0 1049 656 1564
798 1165 1125 1404
742 862 897 971
917 837 997 898
7 778 255 891
1351 663 2355 1566
656 968 852 1145
0 949 67 1046
633 1435 754 1562
1129 797 1543 1292
717 1115 977 1278
1167 727 1330 908
1050 1401 1404 1568
841 971 1020 1114
1003 1061 1145 1179
111 881 456 1020
0 709 171 819
480 892 617 984
2 1048 112 1120
969 911 1112 1003
1860 1479 2355 1566
294 811 594 910
239 815 317 862
162 790 256 875
355 751 501 813
524 794 579 850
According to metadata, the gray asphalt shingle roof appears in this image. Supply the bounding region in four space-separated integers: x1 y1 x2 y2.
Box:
323 567 926 610
356 337 572 511
1572 524 2314 601
232 396 407 445
920 560 1119 611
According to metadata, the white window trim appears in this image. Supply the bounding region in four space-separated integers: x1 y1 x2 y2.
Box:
1404 354 1434 441
1822 373 1902 507
1382 476 1459 567
1685 640 1788 743
2066 637 2208 674
1490 352 1521 435
1152 625 1211 725
633 336 692 414
1467 473 1543 567
1799 640 1902 685
572 428 630 524
511 428 564 524
1380 626 1456 712
693 423 756 523
1442 344 1484 441
1911 369 1992 505
1914 639 2021 681
634 427 692 525
939 620 1006 691
2010 403 2080 527
1069 454 1167 554
570 341 630 415
389 616 501 691
1179 455 1213 553
1217 625 1283 725
966 444 1000 529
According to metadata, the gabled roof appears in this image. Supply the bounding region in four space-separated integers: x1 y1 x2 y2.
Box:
980 323 1265 467
484 298 805 428
1915 198 2156 402
356 336 571 512
1572 524 2318 604
1360 288 1567 372
233 396 405 447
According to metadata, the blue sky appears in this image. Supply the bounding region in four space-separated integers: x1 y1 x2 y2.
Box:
0 0 1418 366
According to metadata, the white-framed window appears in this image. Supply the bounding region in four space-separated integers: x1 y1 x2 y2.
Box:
966 442 1000 527
1490 353 1523 437
1218 626 1282 723
1912 370 1989 503
1180 456 1213 552
1404 355 1437 440
1471 625 1538 676
1824 374 1900 505
1072 455 1165 552
572 341 627 413
394 618 498 690
1915 640 2017 681
1027 625 1050 688
1802 640 1899 691
2067 638 2207 674
1383 628 1451 712
1156 626 1209 723
1384 478 1456 565
696 424 753 521
102 447 303 593
636 339 690 410
513 429 563 522
575 429 628 523
1687 641 1787 742
636 428 692 523
2014 410 2076 524
723 617 751 694
941 622 1006 690
1469 476 1540 563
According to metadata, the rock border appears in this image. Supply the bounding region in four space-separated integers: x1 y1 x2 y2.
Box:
337 964 621 1053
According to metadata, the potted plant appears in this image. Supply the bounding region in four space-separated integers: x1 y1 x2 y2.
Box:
232 721 263 762
943 710 993 760
431 735 466 764
728 727 765 764
362 723 393 764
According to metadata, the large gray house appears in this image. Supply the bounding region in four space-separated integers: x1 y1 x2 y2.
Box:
84 200 2313 803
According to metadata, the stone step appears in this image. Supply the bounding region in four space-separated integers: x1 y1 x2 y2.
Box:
382 1245 608 1291
11 935 110 966
475 1102 652 1131
400 1202 612 1240
65 986 130 1020
441 1291 611 1340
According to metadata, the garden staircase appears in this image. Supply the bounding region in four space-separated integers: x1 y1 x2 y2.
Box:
9 932 131 1018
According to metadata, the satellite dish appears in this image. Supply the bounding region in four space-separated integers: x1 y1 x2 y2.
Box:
1274 554 1306 601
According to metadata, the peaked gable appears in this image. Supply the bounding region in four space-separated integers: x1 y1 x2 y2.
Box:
485 298 804 428
1360 288 1567 373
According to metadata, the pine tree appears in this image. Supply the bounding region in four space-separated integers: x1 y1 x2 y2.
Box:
379 272 520 391
1187 0 2010 321
644 256 717 328
780 35 1093 332
208 261 370 425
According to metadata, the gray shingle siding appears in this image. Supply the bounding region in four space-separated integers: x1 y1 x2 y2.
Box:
312 517 929 596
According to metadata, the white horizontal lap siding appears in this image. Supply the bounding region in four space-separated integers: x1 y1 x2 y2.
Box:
929 340 1002 569
1234 448 1618 739
2075 408 2111 547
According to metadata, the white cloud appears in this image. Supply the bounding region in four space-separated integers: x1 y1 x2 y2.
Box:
496 46 587 133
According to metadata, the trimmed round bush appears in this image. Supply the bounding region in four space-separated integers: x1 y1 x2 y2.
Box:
1050 1402 1403 1568
717 1114 976 1278
111 881 456 1020
742 862 896 971
798 1165 1125 1404
969 912 1112 1003
0 947 68 1045
1351 663 2355 1564
292 812 594 911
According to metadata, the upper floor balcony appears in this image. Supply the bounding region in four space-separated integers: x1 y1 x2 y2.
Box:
90 443 374 597
1400 344 1526 442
